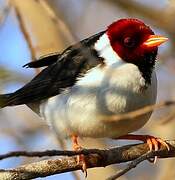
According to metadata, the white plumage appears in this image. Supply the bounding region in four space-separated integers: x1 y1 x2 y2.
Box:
40 33 157 139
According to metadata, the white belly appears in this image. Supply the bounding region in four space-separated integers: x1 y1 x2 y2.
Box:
40 63 157 138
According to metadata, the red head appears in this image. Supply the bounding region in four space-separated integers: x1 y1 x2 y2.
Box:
107 19 168 63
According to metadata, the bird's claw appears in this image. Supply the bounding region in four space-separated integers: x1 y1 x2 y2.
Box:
72 135 87 177
144 135 170 164
77 153 87 177
116 134 170 164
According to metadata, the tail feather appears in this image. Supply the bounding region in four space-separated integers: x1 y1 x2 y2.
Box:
0 94 12 108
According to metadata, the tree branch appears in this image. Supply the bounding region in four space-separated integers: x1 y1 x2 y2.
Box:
11 0 37 61
0 140 175 179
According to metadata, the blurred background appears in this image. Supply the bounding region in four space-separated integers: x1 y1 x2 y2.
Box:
0 0 175 179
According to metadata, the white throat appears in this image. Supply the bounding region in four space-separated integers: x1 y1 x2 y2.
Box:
94 33 123 66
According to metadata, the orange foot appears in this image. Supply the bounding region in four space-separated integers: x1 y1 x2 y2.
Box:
71 135 87 177
116 134 170 163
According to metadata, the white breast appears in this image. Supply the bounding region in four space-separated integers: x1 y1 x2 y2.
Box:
40 62 157 139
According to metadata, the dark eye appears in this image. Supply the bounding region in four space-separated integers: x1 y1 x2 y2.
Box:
123 37 136 48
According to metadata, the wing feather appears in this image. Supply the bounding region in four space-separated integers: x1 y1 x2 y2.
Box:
23 52 60 68
4 31 105 106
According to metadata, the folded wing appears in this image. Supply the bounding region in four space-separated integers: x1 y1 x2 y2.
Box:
0 31 105 107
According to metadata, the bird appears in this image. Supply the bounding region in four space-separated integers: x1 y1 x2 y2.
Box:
0 18 169 175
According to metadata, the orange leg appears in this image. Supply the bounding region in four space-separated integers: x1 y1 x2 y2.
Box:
116 134 169 163
71 135 87 177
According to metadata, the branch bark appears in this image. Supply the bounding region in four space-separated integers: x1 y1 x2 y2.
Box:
0 140 175 180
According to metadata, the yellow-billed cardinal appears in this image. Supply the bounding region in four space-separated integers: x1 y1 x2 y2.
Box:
0 18 168 175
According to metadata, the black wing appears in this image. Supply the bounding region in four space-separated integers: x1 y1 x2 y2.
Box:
2 31 105 106
23 52 61 68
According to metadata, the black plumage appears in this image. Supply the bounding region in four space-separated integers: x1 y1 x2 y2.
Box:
0 31 105 107
23 52 61 68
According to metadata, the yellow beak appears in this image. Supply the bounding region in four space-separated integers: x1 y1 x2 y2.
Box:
143 35 168 47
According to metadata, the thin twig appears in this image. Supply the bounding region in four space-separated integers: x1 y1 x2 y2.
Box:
106 151 154 180
0 148 103 160
158 111 175 125
37 0 74 43
103 101 175 123
11 0 37 61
